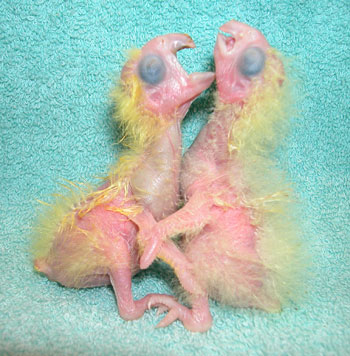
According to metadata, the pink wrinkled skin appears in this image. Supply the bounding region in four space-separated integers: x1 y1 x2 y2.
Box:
34 34 214 323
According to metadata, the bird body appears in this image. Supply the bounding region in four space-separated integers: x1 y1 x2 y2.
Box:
32 34 214 322
141 20 305 331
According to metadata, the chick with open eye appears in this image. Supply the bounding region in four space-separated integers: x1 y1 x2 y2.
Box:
32 34 214 323
140 20 305 332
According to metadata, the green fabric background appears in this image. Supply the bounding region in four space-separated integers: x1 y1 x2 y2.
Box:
1 0 349 355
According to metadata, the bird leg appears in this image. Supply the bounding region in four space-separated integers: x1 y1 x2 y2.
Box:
146 239 212 332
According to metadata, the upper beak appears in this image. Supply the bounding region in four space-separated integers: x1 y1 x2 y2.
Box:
161 33 214 100
215 20 245 56
219 20 250 37
164 33 196 54
218 20 269 51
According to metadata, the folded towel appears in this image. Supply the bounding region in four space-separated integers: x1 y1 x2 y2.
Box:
1 0 349 354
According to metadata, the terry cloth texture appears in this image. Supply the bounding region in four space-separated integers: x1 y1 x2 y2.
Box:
1 1 349 355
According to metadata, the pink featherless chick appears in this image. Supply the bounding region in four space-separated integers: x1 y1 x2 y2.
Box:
32 34 214 323
140 20 305 332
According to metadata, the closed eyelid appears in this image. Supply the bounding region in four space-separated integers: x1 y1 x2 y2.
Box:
238 47 266 77
138 54 166 85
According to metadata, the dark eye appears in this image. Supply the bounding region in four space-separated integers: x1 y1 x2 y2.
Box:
238 47 266 77
138 54 166 85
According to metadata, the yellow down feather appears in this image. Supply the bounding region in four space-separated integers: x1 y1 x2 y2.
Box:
210 49 306 307
32 50 168 267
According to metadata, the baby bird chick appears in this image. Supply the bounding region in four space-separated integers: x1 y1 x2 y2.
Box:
32 34 214 322
141 20 304 332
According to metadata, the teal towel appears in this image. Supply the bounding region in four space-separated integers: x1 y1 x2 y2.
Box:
1 1 349 355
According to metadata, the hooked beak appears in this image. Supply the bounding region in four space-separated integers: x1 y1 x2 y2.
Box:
167 34 215 115
154 34 215 110
216 20 269 56
165 33 214 95
167 34 215 98
149 33 195 55
215 20 246 58
137 33 215 116
219 20 253 38
166 33 196 54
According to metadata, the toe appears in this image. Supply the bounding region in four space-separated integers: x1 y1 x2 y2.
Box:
155 309 179 328
156 305 169 316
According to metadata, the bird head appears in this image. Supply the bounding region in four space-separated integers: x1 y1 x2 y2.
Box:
214 20 284 104
120 34 215 118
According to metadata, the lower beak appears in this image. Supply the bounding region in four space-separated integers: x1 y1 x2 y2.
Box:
184 72 215 101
